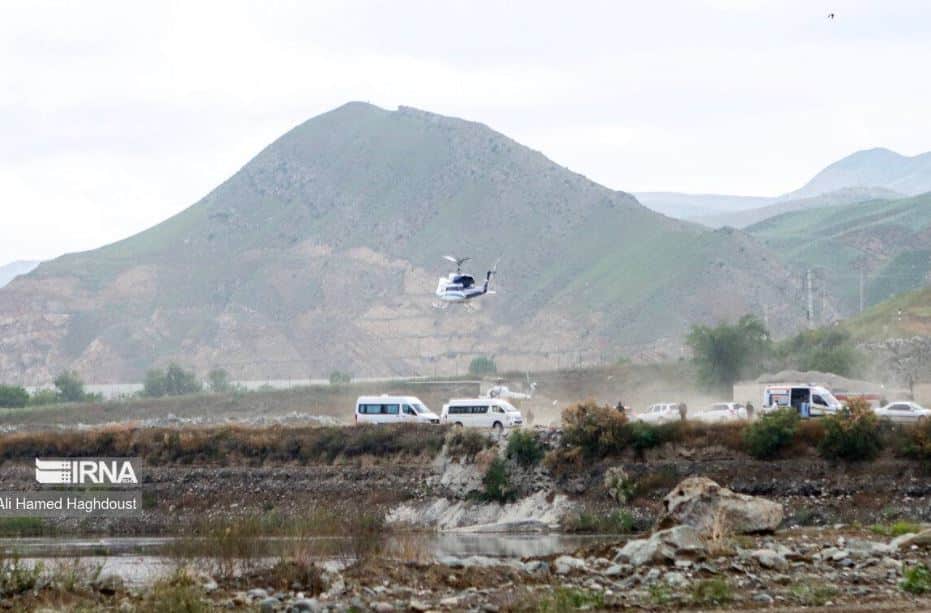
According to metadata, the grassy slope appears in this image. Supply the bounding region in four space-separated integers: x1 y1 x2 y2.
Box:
844 285 931 340
747 193 931 311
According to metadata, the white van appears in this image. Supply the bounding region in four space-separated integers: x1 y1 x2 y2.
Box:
763 384 842 417
355 395 440 425
441 398 524 431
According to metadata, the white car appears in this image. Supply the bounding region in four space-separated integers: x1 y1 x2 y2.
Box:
355 395 440 425
874 401 931 423
635 403 681 424
695 402 748 424
442 398 524 431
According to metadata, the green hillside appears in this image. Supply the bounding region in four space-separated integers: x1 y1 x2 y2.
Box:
746 193 931 314
844 285 931 341
0 103 804 383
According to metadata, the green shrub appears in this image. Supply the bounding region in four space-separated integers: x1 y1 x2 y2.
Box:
0 385 28 409
468 356 497 376
818 398 883 462
145 364 202 397
870 520 921 537
564 510 636 534
328 370 352 385
28 388 59 406
743 409 799 459
901 563 931 594
691 578 733 606
54 370 89 403
538 587 605 612
506 429 544 466
790 582 838 606
480 457 516 503
207 368 231 393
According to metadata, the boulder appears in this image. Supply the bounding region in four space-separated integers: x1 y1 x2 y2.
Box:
890 528 931 550
751 548 788 570
614 525 706 567
658 477 782 535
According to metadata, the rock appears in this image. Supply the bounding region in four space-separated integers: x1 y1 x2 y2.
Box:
409 599 430 612
603 563 628 577
438 556 465 568
248 588 270 600
659 477 783 536
554 555 587 574
614 526 706 567
439 596 460 607
890 529 931 550
664 571 689 588
291 598 320 612
751 549 788 570
372 602 394 613
752 592 774 604
523 560 550 574
258 596 280 612
603 466 632 503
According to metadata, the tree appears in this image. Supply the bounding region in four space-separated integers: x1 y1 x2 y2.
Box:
686 315 770 392
144 363 202 397
0 384 29 408
54 371 87 403
207 368 231 393
468 356 497 376
777 328 860 377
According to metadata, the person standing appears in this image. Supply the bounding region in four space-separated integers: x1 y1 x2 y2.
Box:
678 402 687 421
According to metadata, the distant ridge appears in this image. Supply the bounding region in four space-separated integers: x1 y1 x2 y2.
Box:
0 260 40 288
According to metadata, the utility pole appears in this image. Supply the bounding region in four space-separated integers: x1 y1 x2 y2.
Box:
806 268 814 329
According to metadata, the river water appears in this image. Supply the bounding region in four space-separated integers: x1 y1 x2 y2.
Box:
1 533 625 586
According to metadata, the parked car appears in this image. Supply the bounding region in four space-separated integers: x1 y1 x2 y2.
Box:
874 401 931 423
355 395 440 425
635 403 681 424
441 398 524 431
695 402 747 424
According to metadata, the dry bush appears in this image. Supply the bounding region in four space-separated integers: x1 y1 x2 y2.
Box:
560 400 629 457
0 423 448 466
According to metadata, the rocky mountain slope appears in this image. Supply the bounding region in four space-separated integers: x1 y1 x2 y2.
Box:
0 102 806 384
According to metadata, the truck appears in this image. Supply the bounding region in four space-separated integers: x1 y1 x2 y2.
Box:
763 384 843 417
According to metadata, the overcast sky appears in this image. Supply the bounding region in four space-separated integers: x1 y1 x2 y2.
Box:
2 0 931 263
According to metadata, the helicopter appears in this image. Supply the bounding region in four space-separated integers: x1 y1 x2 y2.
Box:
433 255 498 308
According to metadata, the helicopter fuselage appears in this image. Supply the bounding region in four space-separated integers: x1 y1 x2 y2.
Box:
435 273 484 302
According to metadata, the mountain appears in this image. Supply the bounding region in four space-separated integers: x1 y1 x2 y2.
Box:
0 260 40 288
746 192 931 316
640 147 931 229
783 147 931 201
695 187 903 229
633 192 771 221
0 102 806 384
